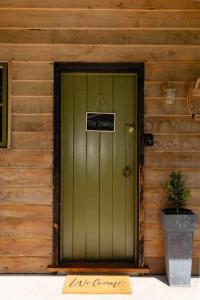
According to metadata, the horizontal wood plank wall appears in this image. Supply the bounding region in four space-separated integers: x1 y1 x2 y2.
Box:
0 1 199 273
0 60 53 272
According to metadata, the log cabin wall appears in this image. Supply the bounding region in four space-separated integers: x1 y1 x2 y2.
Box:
0 0 200 273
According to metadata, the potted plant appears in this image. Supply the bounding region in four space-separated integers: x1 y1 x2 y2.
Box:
160 171 197 286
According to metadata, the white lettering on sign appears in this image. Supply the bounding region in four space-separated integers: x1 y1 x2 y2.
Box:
86 112 116 132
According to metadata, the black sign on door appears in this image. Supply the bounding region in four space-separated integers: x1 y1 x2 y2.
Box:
86 112 116 132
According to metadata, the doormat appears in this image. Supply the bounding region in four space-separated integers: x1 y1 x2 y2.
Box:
62 275 132 294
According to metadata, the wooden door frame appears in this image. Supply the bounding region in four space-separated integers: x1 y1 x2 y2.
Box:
53 62 144 267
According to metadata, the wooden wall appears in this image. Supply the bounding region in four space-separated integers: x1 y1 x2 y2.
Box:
0 0 200 273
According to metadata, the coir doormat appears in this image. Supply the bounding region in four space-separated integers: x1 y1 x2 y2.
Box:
62 275 132 294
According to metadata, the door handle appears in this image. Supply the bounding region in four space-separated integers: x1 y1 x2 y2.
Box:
125 124 135 133
123 166 132 178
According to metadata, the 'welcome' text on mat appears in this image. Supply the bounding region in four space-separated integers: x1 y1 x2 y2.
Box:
62 275 132 294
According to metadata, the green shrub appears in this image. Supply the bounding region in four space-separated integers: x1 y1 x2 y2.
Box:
165 171 191 213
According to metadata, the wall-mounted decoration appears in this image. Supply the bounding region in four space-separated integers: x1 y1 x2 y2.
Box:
187 78 200 121
86 112 115 132
163 81 176 106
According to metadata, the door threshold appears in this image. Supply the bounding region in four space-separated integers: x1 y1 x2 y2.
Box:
48 261 149 275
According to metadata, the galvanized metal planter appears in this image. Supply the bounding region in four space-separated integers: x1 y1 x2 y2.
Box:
161 209 197 287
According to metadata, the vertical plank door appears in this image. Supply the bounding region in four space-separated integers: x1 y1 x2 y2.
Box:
61 73 137 262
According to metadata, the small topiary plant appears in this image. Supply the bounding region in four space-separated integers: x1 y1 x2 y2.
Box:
165 171 191 213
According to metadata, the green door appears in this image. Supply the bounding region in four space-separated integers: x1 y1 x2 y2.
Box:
61 73 137 262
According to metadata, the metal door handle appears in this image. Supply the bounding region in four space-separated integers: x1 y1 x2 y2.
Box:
123 166 132 178
125 124 135 133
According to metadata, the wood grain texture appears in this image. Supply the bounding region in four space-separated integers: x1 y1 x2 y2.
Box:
1 29 200 45
11 62 53 80
0 239 52 256
145 134 200 151
144 198 200 223
144 239 200 258
145 98 189 116
12 97 53 114
144 240 164 257
145 81 189 97
12 114 53 132
0 45 200 62
145 221 200 241
144 187 200 207
144 257 200 275
0 221 52 239
0 256 51 273
0 204 52 221
0 186 52 205
144 257 165 274
49 264 149 274
0 168 52 186
144 168 200 187
0 0 199 275
146 62 200 81
145 97 200 117
11 81 52 97
144 222 163 240
12 132 53 150
0 10 200 29
0 150 52 167
145 116 200 134
145 151 200 168
144 206 200 224
0 0 200 9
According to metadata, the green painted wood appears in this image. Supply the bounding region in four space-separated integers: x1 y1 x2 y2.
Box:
125 76 137 260
133 78 138 262
73 75 87 260
61 74 74 260
61 73 137 262
99 76 113 260
86 75 100 260
113 76 126 259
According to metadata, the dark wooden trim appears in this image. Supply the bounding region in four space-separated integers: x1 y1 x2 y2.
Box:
48 261 149 275
137 65 145 267
53 63 62 265
0 63 8 148
52 62 144 268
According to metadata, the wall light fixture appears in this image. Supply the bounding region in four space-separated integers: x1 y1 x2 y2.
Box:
163 81 176 106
